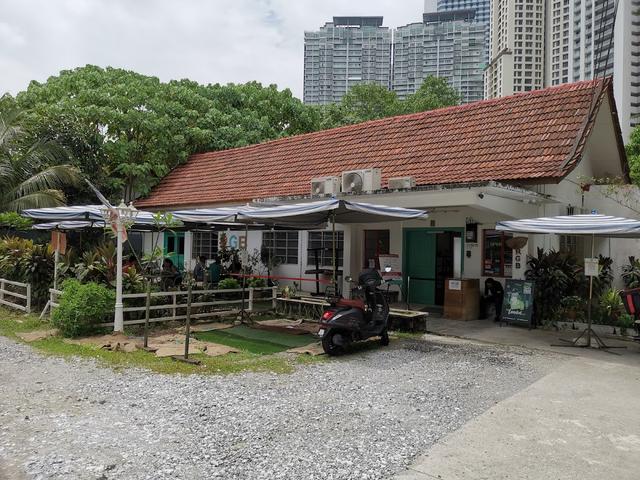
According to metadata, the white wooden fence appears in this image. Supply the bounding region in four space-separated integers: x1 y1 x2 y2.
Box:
44 285 278 327
0 278 31 313
105 286 278 327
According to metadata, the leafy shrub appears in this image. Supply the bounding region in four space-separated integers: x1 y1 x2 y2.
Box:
218 278 240 289
592 255 613 298
525 248 585 325
622 256 640 289
21 243 54 307
618 313 636 335
0 212 33 230
52 280 115 337
599 288 623 325
248 277 266 288
0 236 53 308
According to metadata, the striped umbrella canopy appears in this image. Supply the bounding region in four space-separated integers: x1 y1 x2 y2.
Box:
21 205 175 228
236 199 428 226
496 214 640 237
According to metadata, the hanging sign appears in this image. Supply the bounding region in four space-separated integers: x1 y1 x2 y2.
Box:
584 257 599 277
501 279 535 327
50 231 67 254
225 232 247 250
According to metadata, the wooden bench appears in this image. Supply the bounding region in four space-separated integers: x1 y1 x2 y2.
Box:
275 295 428 332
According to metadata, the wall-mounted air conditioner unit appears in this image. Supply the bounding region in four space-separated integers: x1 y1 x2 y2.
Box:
311 176 340 196
388 176 416 190
341 168 382 194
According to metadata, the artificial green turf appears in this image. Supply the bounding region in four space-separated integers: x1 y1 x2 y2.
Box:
195 325 315 354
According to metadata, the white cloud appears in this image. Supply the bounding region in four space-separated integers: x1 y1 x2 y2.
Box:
0 0 424 99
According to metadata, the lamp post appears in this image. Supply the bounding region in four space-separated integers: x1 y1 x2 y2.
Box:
101 201 138 332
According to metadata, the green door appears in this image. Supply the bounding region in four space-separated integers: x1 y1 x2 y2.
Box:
404 230 436 305
164 232 185 270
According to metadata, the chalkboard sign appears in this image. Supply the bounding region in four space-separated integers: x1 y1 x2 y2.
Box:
501 279 535 327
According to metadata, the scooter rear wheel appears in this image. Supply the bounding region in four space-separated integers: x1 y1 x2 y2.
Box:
322 331 346 356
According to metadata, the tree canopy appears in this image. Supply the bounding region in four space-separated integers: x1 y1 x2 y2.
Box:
16 66 319 201
10 67 461 204
626 127 640 184
315 76 460 129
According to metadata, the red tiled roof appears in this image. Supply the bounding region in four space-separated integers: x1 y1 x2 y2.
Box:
136 78 620 209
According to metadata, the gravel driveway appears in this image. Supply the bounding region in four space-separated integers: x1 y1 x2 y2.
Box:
0 335 556 480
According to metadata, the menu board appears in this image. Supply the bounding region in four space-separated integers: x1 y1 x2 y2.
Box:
378 254 402 279
501 279 535 327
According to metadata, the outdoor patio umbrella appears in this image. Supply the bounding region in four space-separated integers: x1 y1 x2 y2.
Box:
496 214 640 350
22 205 165 228
236 198 429 292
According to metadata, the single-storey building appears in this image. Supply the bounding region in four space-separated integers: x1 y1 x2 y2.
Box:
135 78 639 307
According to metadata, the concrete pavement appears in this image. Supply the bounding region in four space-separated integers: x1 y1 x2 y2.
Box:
395 328 640 480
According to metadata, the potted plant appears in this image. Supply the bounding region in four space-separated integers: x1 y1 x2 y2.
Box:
622 256 640 289
618 313 636 337
599 288 623 333
560 296 583 328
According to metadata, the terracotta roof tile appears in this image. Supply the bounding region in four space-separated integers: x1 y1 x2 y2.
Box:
137 79 613 209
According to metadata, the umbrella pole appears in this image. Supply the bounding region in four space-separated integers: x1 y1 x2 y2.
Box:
332 213 338 295
239 223 250 323
587 233 594 346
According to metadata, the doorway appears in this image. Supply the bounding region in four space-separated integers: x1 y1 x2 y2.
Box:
403 228 463 307
164 232 185 269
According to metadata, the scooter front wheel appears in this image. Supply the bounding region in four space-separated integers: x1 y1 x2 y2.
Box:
322 330 347 356
380 330 390 346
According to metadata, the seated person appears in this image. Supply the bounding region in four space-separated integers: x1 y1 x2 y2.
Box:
123 254 138 274
208 256 221 286
484 278 504 321
193 255 207 283
161 258 182 289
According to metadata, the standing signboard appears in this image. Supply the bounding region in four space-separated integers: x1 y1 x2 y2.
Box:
501 279 535 327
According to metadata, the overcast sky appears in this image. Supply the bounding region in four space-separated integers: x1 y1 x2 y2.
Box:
1 0 428 99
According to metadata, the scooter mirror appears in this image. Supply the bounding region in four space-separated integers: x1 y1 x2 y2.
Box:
384 265 392 273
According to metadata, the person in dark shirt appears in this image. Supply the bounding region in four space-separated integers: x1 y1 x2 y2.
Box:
193 255 207 283
485 278 504 321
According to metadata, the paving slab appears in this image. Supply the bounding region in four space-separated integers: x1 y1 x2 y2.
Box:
396 356 640 480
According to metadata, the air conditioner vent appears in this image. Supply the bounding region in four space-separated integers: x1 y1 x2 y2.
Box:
311 176 340 196
341 168 382 194
388 176 416 190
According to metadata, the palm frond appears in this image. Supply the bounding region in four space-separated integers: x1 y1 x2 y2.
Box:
0 108 22 151
14 164 82 197
3 189 66 212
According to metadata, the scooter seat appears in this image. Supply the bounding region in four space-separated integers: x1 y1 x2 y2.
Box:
337 298 366 310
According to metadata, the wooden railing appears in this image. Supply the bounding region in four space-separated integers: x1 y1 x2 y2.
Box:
102 286 278 327
0 278 31 313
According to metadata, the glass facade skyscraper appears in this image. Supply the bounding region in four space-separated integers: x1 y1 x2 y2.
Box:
303 17 392 105
393 10 486 104
436 0 490 64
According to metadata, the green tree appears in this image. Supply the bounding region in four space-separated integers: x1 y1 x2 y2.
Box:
339 83 401 123
0 98 80 211
16 66 319 202
402 76 460 114
626 126 640 184
317 77 460 128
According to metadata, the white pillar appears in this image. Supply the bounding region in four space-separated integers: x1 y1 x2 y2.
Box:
184 230 193 272
114 222 124 332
